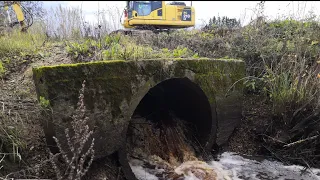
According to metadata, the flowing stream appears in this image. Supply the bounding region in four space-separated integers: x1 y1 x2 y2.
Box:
129 152 320 180
127 113 320 180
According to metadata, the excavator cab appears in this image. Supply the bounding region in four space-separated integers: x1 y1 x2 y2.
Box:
122 1 195 30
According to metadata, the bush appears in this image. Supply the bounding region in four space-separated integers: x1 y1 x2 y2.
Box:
50 80 94 180
66 40 95 62
66 33 202 62
64 18 320 123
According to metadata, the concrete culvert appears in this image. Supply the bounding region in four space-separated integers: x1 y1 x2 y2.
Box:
32 59 245 179
120 78 215 180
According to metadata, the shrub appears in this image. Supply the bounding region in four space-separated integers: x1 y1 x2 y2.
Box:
49 80 94 180
66 40 94 62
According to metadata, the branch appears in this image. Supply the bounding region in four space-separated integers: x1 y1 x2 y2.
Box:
283 135 319 148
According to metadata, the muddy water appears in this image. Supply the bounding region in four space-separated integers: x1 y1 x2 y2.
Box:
130 152 320 180
127 115 320 180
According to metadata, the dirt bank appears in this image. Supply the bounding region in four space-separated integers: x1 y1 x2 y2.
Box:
224 93 273 155
0 43 72 178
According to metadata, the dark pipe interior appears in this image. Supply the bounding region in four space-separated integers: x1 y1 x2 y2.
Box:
131 77 212 151
121 77 214 180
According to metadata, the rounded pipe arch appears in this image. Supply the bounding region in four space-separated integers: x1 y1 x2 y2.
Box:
126 76 214 147
118 76 216 180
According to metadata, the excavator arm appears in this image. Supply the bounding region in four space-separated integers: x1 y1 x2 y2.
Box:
12 2 25 22
3 1 29 32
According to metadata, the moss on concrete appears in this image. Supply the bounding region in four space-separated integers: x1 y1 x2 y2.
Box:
32 58 245 158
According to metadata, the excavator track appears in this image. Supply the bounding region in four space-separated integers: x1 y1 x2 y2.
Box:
110 29 153 36
110 26 173 37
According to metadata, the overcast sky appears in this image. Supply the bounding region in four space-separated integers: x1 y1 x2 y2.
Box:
42 1 320 28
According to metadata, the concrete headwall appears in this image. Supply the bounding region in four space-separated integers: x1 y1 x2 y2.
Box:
32 58 245 158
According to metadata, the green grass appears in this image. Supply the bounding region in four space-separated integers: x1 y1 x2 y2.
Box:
0 111 25 164
0 30 46 57
62 20 320 120
0 61 5 78
66 34 201 62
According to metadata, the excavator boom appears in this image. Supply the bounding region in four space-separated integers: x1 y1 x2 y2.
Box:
12 3 24 22
3 1 31 32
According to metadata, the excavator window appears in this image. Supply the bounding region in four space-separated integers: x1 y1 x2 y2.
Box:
134 1 151 16
129 1 162 17
151 1 162 11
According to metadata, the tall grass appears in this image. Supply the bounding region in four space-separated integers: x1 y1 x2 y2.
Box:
61 10 320 120
42 4 122 40
44 5 83 40
0 30 46 57
263 55 320 117
0 111 25 163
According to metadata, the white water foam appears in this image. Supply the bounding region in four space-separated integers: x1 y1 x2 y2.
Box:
130 165 160 180
211 152 320 180
130 152 320 180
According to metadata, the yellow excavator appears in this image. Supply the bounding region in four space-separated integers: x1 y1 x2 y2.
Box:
1 1 32 32
114 1 195 35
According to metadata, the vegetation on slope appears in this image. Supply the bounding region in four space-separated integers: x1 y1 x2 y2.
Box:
0 1 320 179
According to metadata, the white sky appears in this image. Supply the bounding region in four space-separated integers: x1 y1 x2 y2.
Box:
42 1 320 28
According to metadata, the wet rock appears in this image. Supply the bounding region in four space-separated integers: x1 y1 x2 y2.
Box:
172 161 218 180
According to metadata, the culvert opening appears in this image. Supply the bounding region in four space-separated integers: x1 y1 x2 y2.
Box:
125 77 214 179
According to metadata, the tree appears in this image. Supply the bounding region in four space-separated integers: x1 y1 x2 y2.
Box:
202 15 241 31
19 1 45 20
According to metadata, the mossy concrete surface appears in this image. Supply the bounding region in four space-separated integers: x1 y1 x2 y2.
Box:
32 58 245 158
